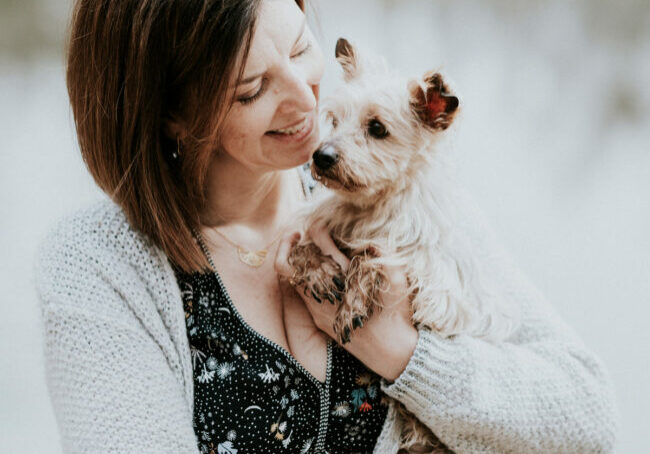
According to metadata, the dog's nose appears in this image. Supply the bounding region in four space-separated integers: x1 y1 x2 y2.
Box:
313 144 339 170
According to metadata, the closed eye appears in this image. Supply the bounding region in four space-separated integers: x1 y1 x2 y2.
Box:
238 77 268 105
292 42 312 59
238 42 312 106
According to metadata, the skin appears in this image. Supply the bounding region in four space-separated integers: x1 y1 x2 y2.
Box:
193 0 418 383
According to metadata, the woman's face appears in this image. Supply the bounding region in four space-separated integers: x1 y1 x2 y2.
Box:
219 0 325 171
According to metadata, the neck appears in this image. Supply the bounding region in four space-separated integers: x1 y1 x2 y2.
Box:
198 154 306 246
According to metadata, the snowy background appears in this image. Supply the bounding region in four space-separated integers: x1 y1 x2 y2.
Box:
1 0 648 452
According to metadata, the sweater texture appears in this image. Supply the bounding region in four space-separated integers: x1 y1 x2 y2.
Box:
34 173 618 453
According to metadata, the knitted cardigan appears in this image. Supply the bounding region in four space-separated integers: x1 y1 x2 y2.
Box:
34 174 618 454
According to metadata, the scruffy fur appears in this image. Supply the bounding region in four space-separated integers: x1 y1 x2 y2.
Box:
287 38 519 453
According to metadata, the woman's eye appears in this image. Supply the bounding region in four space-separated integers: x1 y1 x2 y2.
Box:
238 78 268 105
367 119 389 139
291 42 312 59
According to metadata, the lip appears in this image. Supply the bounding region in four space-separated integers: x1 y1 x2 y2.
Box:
271 116 308 132
265 115 315 144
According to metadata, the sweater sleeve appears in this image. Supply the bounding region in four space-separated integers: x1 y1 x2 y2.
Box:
34 218 200 454
379 188 619 454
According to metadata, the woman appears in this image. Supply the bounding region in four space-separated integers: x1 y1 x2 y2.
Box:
34 0 618 453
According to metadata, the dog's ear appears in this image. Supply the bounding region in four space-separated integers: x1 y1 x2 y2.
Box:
335 38 360 81
409 71 459 130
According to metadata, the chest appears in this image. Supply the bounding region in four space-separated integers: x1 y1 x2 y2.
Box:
206 254 329 383
177 269 389 453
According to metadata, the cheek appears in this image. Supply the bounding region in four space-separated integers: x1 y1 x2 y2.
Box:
247 106 276 135
222 104 276 148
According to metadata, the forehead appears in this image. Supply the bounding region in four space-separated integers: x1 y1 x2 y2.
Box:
327 77 408 116
241 0 305 76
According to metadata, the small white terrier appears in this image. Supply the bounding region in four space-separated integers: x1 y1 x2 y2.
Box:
288 38 519 453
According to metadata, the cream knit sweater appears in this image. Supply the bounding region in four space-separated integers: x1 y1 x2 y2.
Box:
34 177 618 453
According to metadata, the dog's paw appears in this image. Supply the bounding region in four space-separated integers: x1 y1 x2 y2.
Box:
330 253 385 344
288 242 346 304
334 280 376 345
333 303 371 345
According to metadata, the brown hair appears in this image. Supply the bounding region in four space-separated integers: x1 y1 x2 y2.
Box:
66 0 305 273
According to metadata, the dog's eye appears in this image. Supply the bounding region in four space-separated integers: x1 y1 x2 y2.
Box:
367 119 389 139
327 112 338 128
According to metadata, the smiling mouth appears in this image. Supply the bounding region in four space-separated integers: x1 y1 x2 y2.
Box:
267 116 310 136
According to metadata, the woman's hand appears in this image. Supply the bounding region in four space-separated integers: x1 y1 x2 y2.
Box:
275 223 419 383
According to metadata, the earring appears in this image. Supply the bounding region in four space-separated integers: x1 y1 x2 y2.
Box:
172 136 182 160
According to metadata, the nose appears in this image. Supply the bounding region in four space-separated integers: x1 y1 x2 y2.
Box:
284 69 318 113
280 45 324 114
313 143 339 170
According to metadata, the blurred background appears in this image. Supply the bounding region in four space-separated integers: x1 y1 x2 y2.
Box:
1 0 648 452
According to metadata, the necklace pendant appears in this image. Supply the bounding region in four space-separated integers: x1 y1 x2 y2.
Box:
237 246 267 268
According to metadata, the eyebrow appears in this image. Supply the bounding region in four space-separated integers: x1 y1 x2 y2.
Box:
238 17 307 86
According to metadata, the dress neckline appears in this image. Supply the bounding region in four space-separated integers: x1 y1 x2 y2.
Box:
206 270 333 389
188 162 329 385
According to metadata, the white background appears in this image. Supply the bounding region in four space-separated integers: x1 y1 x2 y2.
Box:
1 0 648 452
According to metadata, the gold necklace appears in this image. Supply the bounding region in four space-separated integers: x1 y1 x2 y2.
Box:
210 227 284 268
203 167 311 268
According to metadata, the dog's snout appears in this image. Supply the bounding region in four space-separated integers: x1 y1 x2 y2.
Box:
313 144 339 170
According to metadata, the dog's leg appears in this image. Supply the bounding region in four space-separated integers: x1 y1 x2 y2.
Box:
287 241 346 305
333 250 386 344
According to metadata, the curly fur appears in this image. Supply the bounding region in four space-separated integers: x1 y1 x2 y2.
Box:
288 38 520 453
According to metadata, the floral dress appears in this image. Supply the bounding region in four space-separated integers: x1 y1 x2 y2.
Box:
175 267 389 454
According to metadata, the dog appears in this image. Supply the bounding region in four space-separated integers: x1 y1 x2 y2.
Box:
287 38 519 453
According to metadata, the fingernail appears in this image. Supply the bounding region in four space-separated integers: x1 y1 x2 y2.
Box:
343 326 350 343
310 290 322 303
332 276 345 291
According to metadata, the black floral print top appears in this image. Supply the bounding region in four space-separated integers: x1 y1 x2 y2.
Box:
175 268 389 454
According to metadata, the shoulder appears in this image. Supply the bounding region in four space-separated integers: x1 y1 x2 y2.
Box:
34 197 169 314
35 197 154 272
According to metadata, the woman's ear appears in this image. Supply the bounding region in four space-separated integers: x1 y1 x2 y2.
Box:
162 115 187 141
162 116 189 161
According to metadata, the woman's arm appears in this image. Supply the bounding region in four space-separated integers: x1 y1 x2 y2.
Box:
39 303 200 454
378 187 619 453
34 216 200 454
279 183 619 453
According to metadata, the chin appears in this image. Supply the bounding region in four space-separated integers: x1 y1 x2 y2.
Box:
267 121 321 169
279 147 315 170
298 129 321 165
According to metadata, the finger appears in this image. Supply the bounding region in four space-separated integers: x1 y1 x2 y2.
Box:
385 264 408 287
307 222 350 273
382 267 411 311
293 282 337 337
274 231 301 279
